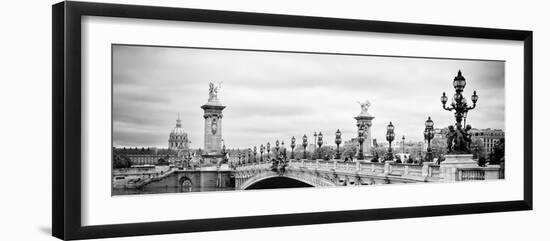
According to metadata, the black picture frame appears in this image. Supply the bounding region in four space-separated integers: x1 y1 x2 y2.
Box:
52 1 533 240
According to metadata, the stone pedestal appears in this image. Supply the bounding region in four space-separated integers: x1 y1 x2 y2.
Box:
440 154 477 182
440 154 477 168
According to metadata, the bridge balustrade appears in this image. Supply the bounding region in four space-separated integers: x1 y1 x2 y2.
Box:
389 163 406 175
358 162 385 174
336 162 348 170
317 160 330 169
406 164 424 177
458 168 485 180
288 160 301 168
305 160 316 169
234 158 503 185
438 165 501 182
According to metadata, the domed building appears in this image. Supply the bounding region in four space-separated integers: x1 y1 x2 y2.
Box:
169 114 189 151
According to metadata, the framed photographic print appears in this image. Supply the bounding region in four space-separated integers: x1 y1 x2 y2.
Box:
52 1 533 240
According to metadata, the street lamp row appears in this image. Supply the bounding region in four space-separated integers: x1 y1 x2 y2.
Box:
233 70 478 166
232 117 437 165
236 129 345 164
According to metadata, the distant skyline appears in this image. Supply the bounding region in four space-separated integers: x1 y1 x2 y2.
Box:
112 45 505 149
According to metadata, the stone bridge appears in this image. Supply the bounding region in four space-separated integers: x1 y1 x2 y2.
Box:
234 159 445 190
116 157 503 192
234 158 504 190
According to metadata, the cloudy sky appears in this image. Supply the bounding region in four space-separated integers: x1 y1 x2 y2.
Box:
112 45 504 149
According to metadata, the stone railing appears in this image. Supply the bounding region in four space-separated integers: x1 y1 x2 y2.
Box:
422 162 441 178
458 168 485 181
456 166 502 181
255 159 440 181
235 162 271 171
359 162 386 174
234 157 503 183
407 164 424 177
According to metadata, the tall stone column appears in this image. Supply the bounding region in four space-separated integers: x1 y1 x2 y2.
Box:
355 100 375 160
201 82 226 166
202 105 225 155
355 115 374 159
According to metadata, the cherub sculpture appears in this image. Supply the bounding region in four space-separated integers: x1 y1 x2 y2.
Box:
446 125 456 153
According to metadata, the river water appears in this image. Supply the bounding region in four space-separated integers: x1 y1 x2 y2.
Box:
112 186 236 195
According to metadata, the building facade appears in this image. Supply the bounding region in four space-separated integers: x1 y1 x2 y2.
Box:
113 147 178 165
113 114 192 166
428 127 504 155
470 128 505 153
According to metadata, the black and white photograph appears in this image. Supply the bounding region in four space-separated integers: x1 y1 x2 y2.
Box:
0 0 544 240
111 45 506 195
1 0 543 240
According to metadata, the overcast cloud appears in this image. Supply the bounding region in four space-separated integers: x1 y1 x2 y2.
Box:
112 45 504 149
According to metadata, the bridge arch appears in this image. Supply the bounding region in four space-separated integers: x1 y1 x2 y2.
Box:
179 176 193 186
243 175 314 190
238 170 337 190
178 176 193 192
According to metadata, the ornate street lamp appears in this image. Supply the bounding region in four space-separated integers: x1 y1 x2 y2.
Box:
290 136 296 159
386 122 395 161
441 70 479 154
401 136 406 154
253 146 257 162
357 125 365 160
335 129 342 159
266 142 271 160
302 134 308 160
275 140 280 156
425 116 434 128
313 132 318 153
260 144 265 162
281 141 286 159
316 132 323 160
424 117 435 163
